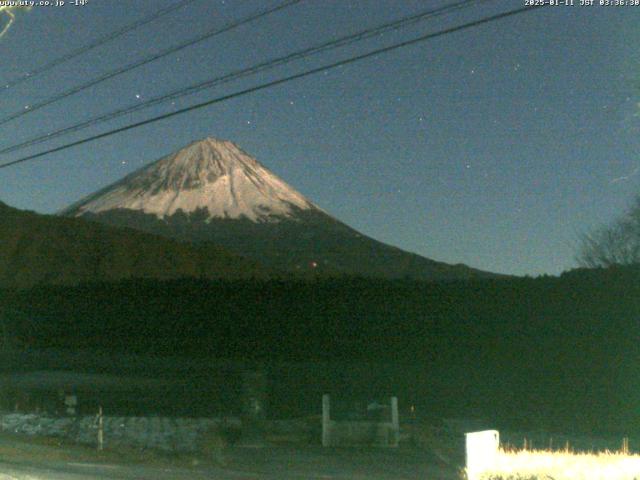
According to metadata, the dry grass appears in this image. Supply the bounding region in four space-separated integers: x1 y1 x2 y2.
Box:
468 447 640 480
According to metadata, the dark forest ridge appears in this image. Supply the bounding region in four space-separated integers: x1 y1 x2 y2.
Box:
2 266 638 434
0 201 265 288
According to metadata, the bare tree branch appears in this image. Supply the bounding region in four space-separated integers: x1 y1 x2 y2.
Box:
576 195 640 268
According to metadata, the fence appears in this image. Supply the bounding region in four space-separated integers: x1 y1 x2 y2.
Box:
321 394 399 447
0 412 240 452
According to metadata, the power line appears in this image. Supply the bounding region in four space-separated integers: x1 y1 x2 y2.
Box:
0 0 485 157
0 0 303 127
0 4 545 171
2 0 199 90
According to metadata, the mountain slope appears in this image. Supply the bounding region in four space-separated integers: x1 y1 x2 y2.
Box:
63 137 499 280
63 138 317 222
0 201 265 289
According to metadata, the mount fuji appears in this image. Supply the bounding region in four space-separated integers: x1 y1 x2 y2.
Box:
62 137 496 280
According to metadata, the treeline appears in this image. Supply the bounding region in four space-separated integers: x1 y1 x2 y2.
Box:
1 266 639 434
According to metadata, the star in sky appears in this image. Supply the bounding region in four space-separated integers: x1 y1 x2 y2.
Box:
1 2 636 277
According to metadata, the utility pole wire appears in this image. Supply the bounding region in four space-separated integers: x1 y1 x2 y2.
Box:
0 4 544 171
0 0 485 156
0 0 303 126
2 0 199 90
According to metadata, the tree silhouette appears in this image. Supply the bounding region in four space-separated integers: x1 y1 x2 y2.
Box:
577 195 640 268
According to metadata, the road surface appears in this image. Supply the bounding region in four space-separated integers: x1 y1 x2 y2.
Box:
0 445 459 479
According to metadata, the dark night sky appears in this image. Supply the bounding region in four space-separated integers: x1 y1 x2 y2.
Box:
0 0 638 276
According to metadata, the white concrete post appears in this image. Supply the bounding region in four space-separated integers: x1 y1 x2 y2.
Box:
322 394 331 447
390 396 399 447
465 430 499 480
97 406 104 451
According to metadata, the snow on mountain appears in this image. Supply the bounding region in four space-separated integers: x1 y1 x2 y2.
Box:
61 136 502 280
65 138 318 222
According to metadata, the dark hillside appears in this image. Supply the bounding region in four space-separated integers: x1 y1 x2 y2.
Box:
0 202 265 288
1 266 638 434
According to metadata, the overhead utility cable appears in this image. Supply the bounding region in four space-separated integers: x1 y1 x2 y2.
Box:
2 0 199 90
0 0 485 156
0 0 303 126
0 4 545 171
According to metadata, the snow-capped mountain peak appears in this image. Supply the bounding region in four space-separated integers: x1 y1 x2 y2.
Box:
64 137 318 222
